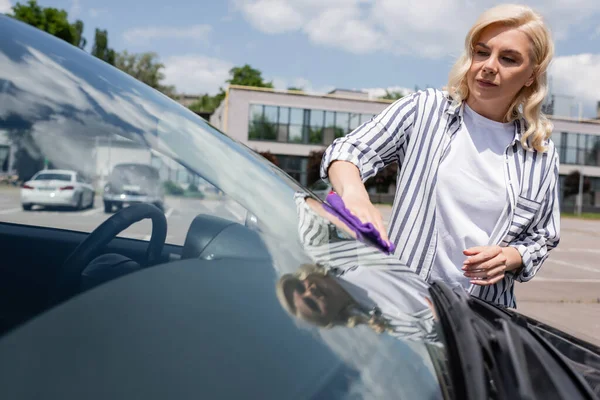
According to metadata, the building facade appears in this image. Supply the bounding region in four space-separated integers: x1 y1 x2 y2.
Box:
210 85 600 212
209 86 394 187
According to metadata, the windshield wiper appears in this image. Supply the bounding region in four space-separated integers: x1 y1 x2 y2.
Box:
428 282 488 400
470 296 599 400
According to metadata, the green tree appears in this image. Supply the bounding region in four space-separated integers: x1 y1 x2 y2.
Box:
287 87 304 92
188 64 273 115
115 51 175 97
91 28 115 65
10 0 86 48
258 151 279 166
188 94 221 113
226 64 273 88
379 90 405 100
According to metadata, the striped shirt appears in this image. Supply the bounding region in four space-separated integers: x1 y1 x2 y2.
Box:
320 89 561 308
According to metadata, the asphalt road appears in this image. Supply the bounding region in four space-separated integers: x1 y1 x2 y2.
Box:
0 187 247 246
377 205 600 346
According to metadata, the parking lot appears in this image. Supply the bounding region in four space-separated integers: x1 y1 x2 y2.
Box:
1 187 598 345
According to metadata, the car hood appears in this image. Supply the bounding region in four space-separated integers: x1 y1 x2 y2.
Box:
0 257 447 400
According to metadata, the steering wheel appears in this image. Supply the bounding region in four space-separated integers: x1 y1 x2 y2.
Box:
49 203 167 306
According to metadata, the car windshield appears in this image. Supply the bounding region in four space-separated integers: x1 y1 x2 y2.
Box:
34 173 71 181
0 16 451 399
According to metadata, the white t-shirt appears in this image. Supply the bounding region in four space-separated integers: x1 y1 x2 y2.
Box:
431 104 514 289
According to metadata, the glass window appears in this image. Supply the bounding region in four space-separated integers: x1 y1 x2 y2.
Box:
34 173 72 181
264 106 278 125
249 104 263 122
565 147 577 164
276 125 289 142
325 111 335 127
279 107 290 124
349 113 361 130
310 110 324 127
277 155 308 186
309 127 323 144
566 132 578 147
249 121 277 141
289 125 303 143
290 108 303 125
585 136 599 166
551 131 562 147
335 112 349 135
361 113 374 124
578 133 588 149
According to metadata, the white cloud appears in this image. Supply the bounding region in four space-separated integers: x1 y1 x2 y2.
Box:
305 7 385 54
233 0 600 58
237 0 304 33
123 24 212 44
162 55 233 95
0 0 12 13
550 53 600 117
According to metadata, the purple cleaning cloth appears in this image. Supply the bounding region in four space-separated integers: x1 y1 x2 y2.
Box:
323 191 396 254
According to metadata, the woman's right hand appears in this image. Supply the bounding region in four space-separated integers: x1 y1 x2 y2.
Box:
327 160 391 243
340 187 390 244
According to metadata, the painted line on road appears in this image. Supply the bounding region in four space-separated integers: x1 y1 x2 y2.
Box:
553 248 600 254
0 207 22 215
81 207 103 216
533 277 600 283
547 259 600 273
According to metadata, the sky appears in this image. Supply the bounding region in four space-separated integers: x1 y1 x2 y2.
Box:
2 0 600 117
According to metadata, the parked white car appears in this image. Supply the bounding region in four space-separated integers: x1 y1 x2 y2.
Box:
20 170 95 211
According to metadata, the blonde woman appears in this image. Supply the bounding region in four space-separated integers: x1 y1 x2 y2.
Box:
320 4 559 308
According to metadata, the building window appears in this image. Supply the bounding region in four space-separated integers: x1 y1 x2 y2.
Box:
248 104 277 141
558 132 600 166
309 109 324 144
277 155 308 186
248 104 375 145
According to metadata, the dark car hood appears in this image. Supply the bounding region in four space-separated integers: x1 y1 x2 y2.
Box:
0 258 446 399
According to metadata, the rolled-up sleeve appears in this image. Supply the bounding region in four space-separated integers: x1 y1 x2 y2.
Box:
320 92 419 183
511 150 561 282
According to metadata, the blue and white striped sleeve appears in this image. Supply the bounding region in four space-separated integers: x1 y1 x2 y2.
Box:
511 148 561 282
320 91 420 183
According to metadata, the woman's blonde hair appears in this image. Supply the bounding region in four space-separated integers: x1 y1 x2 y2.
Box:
447 4 554 152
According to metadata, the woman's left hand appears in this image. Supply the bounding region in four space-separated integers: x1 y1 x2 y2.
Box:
462 245 509 286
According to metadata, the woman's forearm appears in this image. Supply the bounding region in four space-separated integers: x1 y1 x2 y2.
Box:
328 161 368 198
